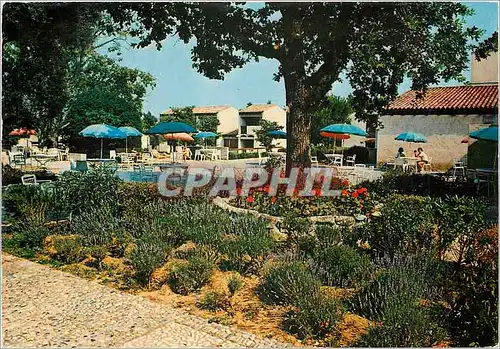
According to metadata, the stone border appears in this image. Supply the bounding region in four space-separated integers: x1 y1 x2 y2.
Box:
212 196 356 225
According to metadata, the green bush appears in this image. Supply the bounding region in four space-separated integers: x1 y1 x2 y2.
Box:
129 239 170 286
283 294 343 339
219 214 274 275
311 245 372 288
198 291 230 312
70 206 123 246
259 261 321 306
2 165 23 185
11 221 51 250
56 167 121 216
356 194 435 260
84 245 108 268
227 273 243 296
168 255 215 295
3 184 58 223
52 235 85 264
348 256 438 320
356 296 446 347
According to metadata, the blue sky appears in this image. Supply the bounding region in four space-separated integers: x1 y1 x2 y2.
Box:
104 2 498 117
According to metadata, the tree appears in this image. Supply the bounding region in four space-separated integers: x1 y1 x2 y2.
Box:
255 120 283 152
310 96 353 145
142 111 158 132
120 2 487 169
160 106 196 126
197 116 219 133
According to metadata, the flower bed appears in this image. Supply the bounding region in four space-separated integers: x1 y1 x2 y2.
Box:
2 167 498 347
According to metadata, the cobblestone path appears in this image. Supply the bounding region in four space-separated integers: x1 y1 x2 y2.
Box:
2 254 287 348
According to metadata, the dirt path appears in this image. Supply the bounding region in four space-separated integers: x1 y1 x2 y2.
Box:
2 253 286 348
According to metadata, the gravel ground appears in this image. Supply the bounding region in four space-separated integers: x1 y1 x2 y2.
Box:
2 253 288 348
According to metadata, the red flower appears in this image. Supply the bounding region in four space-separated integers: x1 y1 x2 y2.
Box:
352 191 359 198
271 196 277 203
279 171 286 178
247 196 254 203
341 179 349 187
341 190 349 196
313 189 322 197
263 185 270 193
236 187 242 195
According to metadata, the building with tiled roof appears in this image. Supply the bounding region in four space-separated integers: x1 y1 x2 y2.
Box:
386 85 498 115
161 105 233 115
375 52 498 169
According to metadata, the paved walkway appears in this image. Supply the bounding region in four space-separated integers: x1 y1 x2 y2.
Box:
2 254 286 348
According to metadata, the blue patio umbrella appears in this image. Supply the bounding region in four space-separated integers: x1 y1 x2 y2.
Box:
119 126 143 153
268 130 287 138
395 132 427 143
320 124 368 137
469 126 498 142
194 131 217 139
145 121 197 135
79 124 127 159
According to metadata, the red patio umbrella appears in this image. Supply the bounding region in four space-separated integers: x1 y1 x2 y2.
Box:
9 128 37 136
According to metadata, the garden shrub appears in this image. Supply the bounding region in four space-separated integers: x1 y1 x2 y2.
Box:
356 296 447 347
432 196 487 262
279 215 311 246
259 261 321 306
168 255 215 295
50 235 85 264
356 194 435 261
70 206 124 246
3 184 58 223
198 290 230 312
219 214 274 275
227 273 243 296
56 167 121 216
442 226 498 347
10 221 51 250
117 182 161 220
311 245 372 288
315 223 345 248
348 255 440 320
283 294 343 340
2 165 22 185
129 239 170 286
84 245 108 269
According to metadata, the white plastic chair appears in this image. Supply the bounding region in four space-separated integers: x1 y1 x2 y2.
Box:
311 156 319 168
21 174 52 185
346 154 356 166
423 157 432 172
109 150 117 160
194 149 205 161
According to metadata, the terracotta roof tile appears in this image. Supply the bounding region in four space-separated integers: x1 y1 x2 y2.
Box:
161 106 232 115
387 85 498 114
239 104 280 113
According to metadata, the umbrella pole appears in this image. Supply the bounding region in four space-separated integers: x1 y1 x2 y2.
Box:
126 137 128 154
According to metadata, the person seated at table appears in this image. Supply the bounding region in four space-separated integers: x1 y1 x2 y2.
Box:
413 150 419 158
416 147 429 172
395 147 406 158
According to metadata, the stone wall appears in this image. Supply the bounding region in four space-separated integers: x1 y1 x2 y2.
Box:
376 113 497 169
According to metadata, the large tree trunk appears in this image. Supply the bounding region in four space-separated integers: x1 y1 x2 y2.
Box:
284 72 312 172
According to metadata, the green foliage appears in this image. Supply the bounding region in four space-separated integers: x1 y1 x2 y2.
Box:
311 245 372 288
168 255 215 295
52 235 85 264
356 297 446 347
10 221 51 250
356 194 435 260
219 215 275 274
255 119 283 152
129 239 170 286
3 184 58 223
227 274 243 296
84 245 108 268
433 196 487 261
160 106 196 125
228 151 268 160
2 165 23 185
70 206 123 246
310 95 352 145
259 261 321 306
198 291 230 312
348 255 440 320
283 294 343 340
56 166 121 216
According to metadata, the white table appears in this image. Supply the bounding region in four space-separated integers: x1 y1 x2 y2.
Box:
31 154 58 167
325 154 343 166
